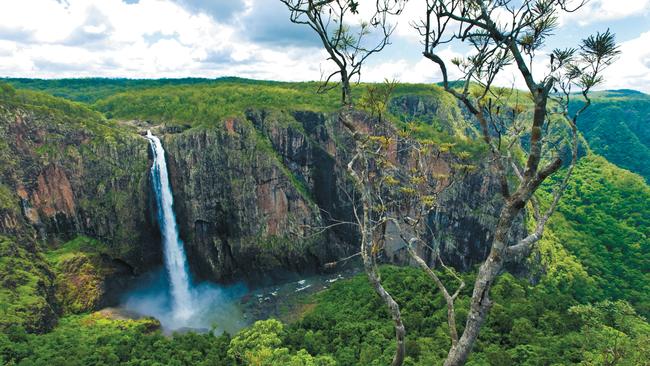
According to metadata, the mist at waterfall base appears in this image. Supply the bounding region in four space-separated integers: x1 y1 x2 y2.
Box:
120 131 248 334
121 269 248 334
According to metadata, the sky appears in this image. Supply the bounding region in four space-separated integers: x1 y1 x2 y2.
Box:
0 0 649 92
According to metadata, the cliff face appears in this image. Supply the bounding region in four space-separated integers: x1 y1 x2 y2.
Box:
0 98 158 331
0 104 159 270
161 106 519 279
162 110 355 282
1 89 523 331
1 99 516 279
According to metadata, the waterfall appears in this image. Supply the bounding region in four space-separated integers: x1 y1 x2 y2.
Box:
145 130 194 321
123 130 247 333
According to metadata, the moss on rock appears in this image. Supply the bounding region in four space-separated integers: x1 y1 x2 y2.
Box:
0 235 58 333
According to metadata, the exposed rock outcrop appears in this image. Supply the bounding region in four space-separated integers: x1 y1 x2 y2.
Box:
0 99 157 331
0 104 159 270
1 90 525 331
159 105 522 279
162 113 347 282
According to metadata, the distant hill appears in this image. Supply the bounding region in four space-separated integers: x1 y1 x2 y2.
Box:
570 90 650 182
0 77 280 104
5 77 649 180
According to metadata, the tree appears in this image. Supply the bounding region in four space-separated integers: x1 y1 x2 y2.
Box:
279 0 405 105
284 1 619 365
399 1 621 365
280 2 409 365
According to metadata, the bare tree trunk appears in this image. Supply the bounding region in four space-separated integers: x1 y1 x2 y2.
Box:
341 73 352 106
346 131 406 366
359 190 406 366
444 197 525 365
361 223 406 366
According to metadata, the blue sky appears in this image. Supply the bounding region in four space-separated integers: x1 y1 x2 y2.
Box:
0 0 649 92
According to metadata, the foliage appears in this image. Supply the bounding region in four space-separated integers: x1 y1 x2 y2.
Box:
0 236 56 333
44 236 114 315
5 78 480 148
278 154 650 365
540 155 650 316
0 313 337 366
2 78 649 365
228 319 335 366
93 82 341 127
2 77 257 104
3 261 648 365
358 80 398 122
0 314 231 366
44 236 109 264
570 90 650 181
283 266 650 366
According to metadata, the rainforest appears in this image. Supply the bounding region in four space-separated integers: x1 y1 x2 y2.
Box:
1 1 650 366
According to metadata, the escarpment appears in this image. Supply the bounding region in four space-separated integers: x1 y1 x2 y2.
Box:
0 103 159 270
1 90 525 331
0 100 158 331
161 116 330 282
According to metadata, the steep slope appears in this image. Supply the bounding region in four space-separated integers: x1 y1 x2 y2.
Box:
571 90 650 181
539 155 650 315
96 83 525 277
0 83 161 331
0 83 158 268
0 79 543 330
279 156 650 365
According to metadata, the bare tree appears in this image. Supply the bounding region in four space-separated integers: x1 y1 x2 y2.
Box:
280 2 409 364
344 80 470 366
393 1 622 365
284 1 618 365
280 0 405 105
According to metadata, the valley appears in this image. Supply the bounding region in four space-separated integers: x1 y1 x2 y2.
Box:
0 78 648 365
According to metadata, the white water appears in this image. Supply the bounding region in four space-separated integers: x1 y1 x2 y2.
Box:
120 131 248 333
145 130 194 321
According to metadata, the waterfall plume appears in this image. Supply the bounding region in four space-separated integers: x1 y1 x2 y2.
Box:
145 130 194 321
121 131 247 334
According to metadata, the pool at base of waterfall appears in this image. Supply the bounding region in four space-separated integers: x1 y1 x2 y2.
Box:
120 269 247 334
136 131 360 335
117 265 360 335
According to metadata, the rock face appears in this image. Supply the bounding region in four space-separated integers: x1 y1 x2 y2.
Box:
162 110 356 282
1 98 521 279
0 103 160 271
0 98 158 331
1 89 525 331
162 106 520 279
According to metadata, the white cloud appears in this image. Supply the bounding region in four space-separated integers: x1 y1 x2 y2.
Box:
601 31 650 92
363 47 463 83
560 0 650 26
0 0 648 94
0 0 329 80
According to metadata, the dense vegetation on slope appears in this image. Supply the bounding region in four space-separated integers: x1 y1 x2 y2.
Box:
1 77 248 104
570 90 650 181
3 266 647 366
0 82 159 332
541 155 650 316
2 154 648 365
3 77 469 135
280 156 650 365
0 314 339 366
283 266 649 366
6 79 649 176
0 236 57 333
2 79 649 365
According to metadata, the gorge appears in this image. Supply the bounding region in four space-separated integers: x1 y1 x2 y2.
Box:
1 78 648 365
